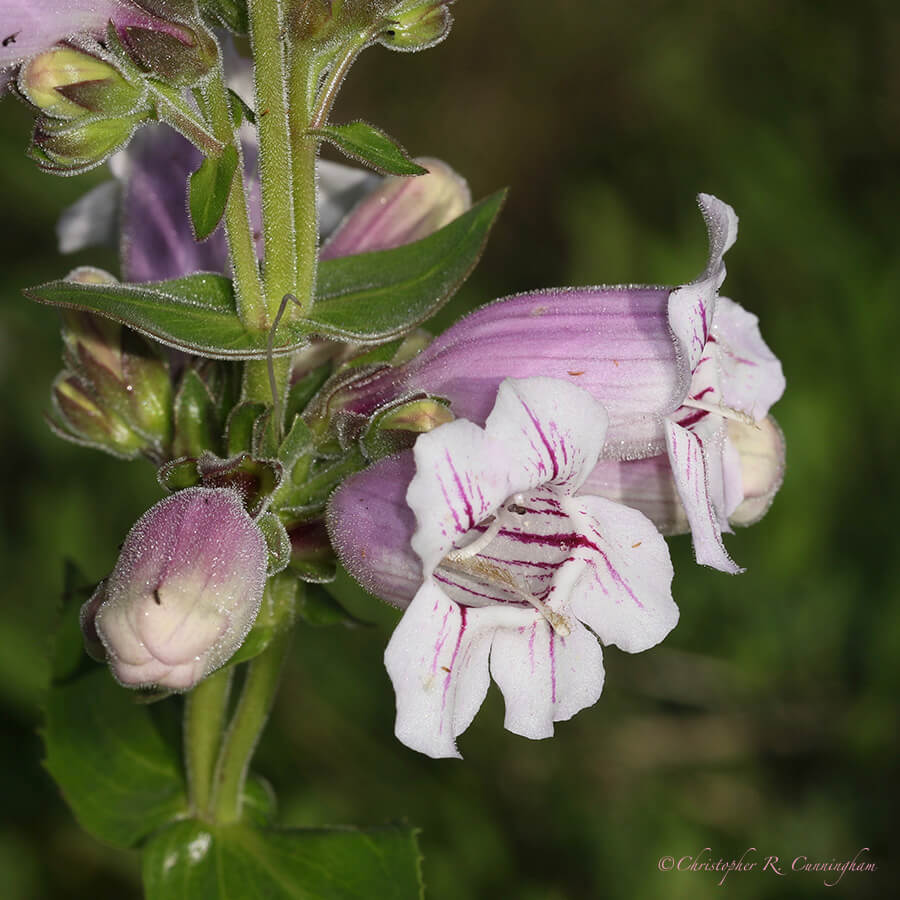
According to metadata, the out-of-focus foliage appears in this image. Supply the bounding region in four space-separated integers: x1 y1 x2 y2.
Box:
1 1 898 897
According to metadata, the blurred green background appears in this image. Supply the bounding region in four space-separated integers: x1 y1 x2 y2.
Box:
2 1 898 897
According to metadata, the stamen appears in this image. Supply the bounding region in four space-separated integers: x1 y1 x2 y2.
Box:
445 516 503 561
440 555 572 637
680 397 759 428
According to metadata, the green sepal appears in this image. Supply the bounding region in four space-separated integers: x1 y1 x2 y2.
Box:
285 362 333 422
157 456 204 492
121 24 218 86
226 401 266 456
143 821 423 900
361 395 453 460
258 512 291 575
197 452 283 516
227 572 297 668
308 121 428 177
24 191 505 358
278 415 314 474
228 87 255 125
43 569 188 849
189 144 239 240
172 368 219 458
158 452 283 517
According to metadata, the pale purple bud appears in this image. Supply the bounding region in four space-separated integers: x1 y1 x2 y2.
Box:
320 157 471 260
91 487 267 691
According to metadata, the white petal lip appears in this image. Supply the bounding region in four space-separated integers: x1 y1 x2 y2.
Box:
666 421 743 574
484 377 608 495
385 580 527 759
490 616 605 740
407 419 512 574
384 377 679 757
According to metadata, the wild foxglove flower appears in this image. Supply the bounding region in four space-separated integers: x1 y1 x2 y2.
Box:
335 195 785 571
84 487 267 691
333 377 678 758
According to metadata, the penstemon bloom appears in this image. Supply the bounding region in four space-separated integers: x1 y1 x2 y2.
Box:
337 376 679 758
335 195 784 571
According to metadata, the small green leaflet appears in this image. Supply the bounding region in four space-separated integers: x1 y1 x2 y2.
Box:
24 190 506 359
189 145 239 240
309 121 428 176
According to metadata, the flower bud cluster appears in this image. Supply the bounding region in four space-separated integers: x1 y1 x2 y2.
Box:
50 268 173 461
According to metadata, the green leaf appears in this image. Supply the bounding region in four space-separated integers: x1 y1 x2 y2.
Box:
24 191 505 358
308 190 506 342
189 145 239 240
22 273 273 360
143 821 423 900
44 589 188 849
309 121 428 176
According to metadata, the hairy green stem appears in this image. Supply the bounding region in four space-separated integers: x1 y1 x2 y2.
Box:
200 67 267 330
210 578 297 825
184 667 233 817
287 52 320 320
248 0 297 317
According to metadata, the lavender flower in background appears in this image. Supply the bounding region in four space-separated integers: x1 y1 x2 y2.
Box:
83 487 267 691
0 0 187 72
336 377 678 758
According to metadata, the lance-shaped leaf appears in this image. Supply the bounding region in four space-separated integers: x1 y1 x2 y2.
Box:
25 192 505 358
188 145 239 240
309 121 428 176
143 820 424 900
306 190 506 342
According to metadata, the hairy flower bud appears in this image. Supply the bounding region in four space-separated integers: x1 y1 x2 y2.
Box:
51 371 150 458
18 46 142 119
50 271 173 458
30 113 141 174
88 487 268 690
378 1 453 52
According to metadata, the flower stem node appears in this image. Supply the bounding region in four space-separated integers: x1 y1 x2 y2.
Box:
18 46 143 120
85 487 269 691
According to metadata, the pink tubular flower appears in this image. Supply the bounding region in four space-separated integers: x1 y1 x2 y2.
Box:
85 487 267 691
336 195 785 571
333 377 678 758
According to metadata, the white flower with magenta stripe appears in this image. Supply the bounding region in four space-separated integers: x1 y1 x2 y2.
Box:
379 377 679 758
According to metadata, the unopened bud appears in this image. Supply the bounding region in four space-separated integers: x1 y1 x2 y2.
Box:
378 1 453 52
18 46 142 119
31 114 139 173
121 22 218 85
728 416 785 527
60 304 173 451
52 371 150 458
88 487 268 690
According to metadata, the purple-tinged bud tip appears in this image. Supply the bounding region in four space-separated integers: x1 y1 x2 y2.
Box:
90 487 268 691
